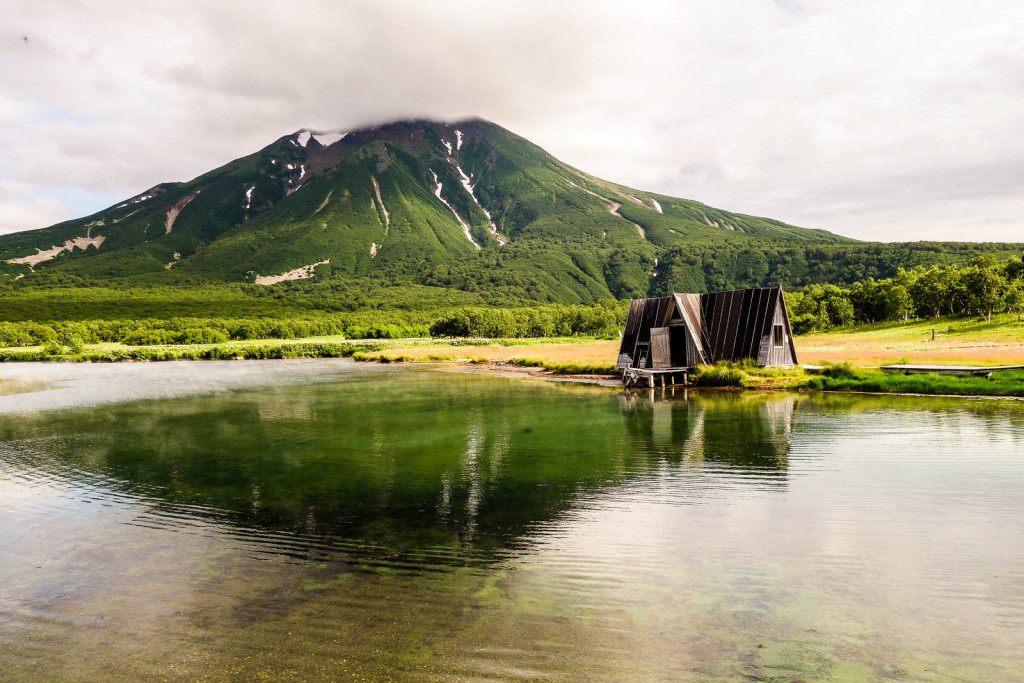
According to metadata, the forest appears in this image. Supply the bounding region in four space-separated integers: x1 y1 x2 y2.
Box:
785 255 1024 333
0 251 1021 349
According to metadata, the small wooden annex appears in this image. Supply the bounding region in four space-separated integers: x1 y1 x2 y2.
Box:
617 286 798 377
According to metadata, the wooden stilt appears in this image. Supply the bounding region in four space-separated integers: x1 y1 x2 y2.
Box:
622 366 695 389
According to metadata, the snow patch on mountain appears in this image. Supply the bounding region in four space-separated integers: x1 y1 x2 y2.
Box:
285 165 307 196
7 235 107 267
115 192 157 209
456 130 464 150
441 139 453 156
652 199 663 214
432 170 480 250
254 259 330 285
565 178 646 240
245 185 255 209
453 163 506 245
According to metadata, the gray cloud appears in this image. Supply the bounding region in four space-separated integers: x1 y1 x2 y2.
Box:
2 0 1022 242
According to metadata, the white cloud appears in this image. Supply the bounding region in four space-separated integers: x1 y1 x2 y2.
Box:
0 193 73 235
1 0 1022 241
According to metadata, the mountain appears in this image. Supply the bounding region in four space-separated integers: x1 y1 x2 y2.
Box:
0 118 869 302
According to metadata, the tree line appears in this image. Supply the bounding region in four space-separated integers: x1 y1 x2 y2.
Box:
785 256 1024 333
0 301 630 348
427 301 628 338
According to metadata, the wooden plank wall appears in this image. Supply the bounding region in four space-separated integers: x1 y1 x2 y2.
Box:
620 286 795 371
619 297 673 369
650 327 672 368
617 299 646 369
762 298 797 366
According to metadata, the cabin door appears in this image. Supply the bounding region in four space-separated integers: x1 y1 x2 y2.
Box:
650 327 672 369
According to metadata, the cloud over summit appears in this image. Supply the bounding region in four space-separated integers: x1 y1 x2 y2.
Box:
2 0 1023 241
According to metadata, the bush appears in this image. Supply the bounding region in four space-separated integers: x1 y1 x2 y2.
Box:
819 361 864 380
65 336 85 354
122 329 177 346
0 323 35 347
179 328 229 344
429 304 626 339
803 369 1024 397
691 362 749 387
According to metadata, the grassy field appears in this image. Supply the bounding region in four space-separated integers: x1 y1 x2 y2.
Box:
348 313 1024 370
355 337 619 369
8 313 1020 370
796 313 1024 366
353 315 1024 396
2 314 1023 397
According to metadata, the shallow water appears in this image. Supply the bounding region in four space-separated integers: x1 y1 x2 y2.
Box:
1 361 1023 680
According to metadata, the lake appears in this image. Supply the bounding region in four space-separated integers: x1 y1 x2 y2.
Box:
1 361 1022 680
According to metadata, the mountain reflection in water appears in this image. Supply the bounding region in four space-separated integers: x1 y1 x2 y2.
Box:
0 378 796 566
2 365 1023 681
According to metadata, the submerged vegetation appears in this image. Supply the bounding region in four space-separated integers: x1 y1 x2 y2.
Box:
804 363 1024 397
671 360 1024 397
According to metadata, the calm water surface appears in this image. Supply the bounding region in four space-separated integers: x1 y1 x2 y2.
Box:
0 361 1022 681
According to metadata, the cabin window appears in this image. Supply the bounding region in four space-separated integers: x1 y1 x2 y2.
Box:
773 324 784 348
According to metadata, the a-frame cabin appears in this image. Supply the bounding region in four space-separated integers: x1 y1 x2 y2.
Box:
617 286 798 373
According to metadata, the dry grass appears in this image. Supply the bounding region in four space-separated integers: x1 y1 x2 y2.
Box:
368 340 620 366
797 314 1024 367
369 314 1024 370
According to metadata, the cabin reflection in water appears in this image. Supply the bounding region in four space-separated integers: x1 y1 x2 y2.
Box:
619 391 795 473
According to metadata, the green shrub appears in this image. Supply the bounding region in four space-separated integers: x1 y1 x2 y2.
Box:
819 361 864 380
65 336 85 354
122 329 177 345
179 328 229 344
691 362 749 387
509 356 616 375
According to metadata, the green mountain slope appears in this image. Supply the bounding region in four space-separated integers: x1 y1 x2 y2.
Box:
0 119 853 297
5 117 1009 305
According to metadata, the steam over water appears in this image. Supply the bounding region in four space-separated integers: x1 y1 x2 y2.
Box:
1 362 1023 680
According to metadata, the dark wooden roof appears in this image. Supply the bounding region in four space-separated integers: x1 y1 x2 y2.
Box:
618 286 797 367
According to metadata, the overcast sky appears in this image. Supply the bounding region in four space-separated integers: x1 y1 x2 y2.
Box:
2 0 1022 241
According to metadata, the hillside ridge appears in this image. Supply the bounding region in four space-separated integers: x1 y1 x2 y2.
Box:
4 117 1013 304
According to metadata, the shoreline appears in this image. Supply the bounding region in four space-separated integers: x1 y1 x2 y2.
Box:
1 333 1023 400
414 359 1024 401
3 355 1024 403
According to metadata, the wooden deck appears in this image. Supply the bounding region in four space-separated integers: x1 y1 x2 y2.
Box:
623 366 690 388
880 364 1024 378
